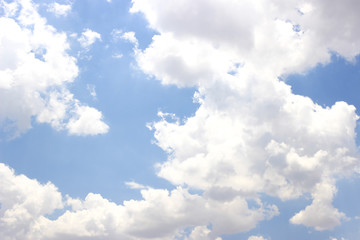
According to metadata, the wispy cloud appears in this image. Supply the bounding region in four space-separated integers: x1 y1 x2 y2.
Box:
47 2 71 17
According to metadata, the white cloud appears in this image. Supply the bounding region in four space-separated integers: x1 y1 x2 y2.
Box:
125 181 147 189
1 0 360 239
132 0 360 232
248 236 268 240
112 29 138 47
290 181 347 230
35 90 109 136
120 31 138 46
112 53 123 59
111 30 139 56
184 226 222 240
78 28 101 48
0 0 108 137
111 28 122 41
66 105 109 136
47 3 71 17
0 0 18 17
0 163 63 239
0 162 278 239
131 0 360 80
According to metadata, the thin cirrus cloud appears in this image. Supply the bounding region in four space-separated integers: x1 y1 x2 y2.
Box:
0 0 360 240
0 0 108 138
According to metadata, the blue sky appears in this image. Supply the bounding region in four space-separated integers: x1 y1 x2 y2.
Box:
1 0 360 239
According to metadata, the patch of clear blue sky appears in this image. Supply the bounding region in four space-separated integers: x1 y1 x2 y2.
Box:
287 55 360 112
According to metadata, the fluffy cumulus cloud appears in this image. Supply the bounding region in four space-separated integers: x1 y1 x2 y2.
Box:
290 181 348 230
0 163 277 240
1 0 360 239
0 0 108 138
0 163 63 240
66 105 109 136
133 0 360 233
132 0 360 76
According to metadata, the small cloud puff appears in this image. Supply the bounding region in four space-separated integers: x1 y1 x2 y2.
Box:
47 2 71 17
112 53 123 59
111 29 138 47
66 105 109 136
125 181 147 189
111 28 123 40
121 31 138 46
248 236 268 240
78 28 101 48
86 84 97 99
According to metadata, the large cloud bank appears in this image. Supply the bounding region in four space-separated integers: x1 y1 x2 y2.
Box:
0 0 108 138
134 0 360 234
0 0 360 239
0 163 277 240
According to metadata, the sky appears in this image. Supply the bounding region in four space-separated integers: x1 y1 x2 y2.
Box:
0 0 360 239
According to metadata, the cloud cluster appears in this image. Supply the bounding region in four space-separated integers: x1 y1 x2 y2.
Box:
1 0 360 239
0 0 108 138
133 0 360 232
0 163 278 240
133 0 360 78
